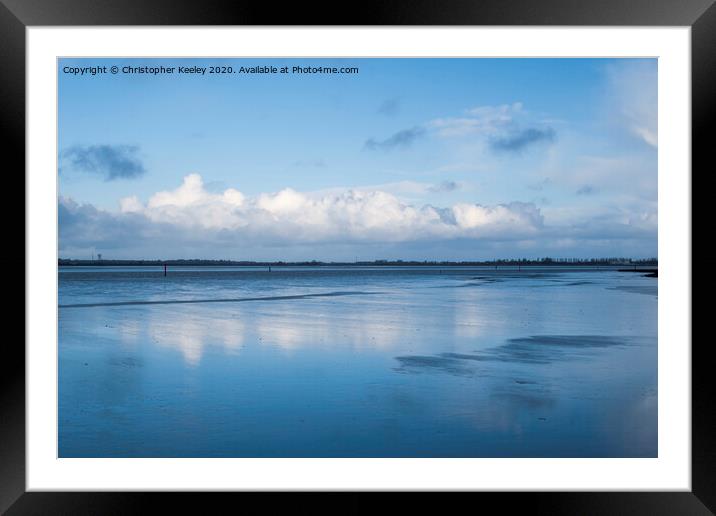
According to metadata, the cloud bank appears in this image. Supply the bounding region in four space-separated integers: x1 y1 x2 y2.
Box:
59 174 656 260
116 174 542 242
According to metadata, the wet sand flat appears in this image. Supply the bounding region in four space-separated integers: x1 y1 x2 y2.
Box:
58 266 657 457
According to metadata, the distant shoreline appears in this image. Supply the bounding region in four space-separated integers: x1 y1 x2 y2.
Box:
59 258 658 267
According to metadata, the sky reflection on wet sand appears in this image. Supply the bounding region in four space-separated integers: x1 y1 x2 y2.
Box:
59 267 657 457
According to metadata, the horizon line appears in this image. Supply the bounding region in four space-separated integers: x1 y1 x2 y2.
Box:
59 257 658 265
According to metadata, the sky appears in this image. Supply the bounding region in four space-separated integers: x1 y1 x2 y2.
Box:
58 58 657 261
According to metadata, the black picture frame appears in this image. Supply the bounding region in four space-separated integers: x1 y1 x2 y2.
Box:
3 0 711 513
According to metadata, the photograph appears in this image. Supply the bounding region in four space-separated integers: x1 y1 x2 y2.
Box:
57 56 659 458
2 0 708 508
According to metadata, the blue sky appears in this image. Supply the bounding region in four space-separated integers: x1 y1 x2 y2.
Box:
58 58 657 261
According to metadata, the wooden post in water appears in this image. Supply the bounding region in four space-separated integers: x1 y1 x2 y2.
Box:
164 264 167 277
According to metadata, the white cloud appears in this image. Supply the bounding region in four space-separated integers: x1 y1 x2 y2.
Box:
119 195 143 213
112 174 542 243
124 173 248 230
60 174 658 259
607 60 657 148
312 180 465 202
427 102 556 155
429 102 523 138
453 202 541 233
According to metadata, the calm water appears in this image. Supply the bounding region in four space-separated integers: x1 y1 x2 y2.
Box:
58 266 657 457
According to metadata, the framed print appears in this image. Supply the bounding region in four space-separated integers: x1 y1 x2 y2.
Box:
4 0 712 513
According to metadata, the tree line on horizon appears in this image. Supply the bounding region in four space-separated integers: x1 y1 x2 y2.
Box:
58 257 658 266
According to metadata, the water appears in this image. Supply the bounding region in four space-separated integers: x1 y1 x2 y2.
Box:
58 266 657 457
